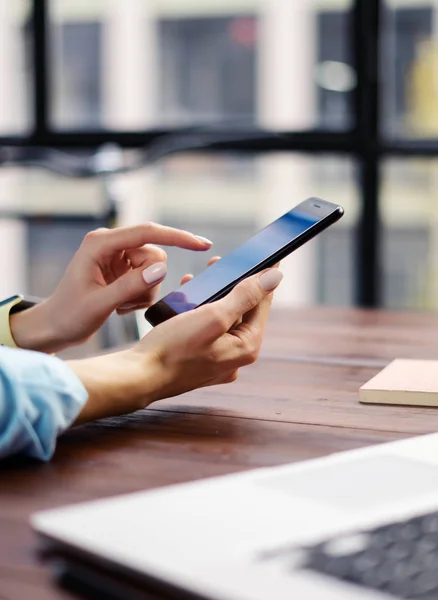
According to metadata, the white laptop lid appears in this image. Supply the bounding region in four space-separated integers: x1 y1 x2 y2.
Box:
32 433 438 600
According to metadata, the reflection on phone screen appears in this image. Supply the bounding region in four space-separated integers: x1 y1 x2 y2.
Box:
164 208 319 315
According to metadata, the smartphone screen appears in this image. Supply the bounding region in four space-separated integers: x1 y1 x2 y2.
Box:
145 198 343 326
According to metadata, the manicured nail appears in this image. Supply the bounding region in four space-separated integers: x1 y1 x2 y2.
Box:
259 269 283 291
194 235 213 245
119 302 136 310
142 262 167 284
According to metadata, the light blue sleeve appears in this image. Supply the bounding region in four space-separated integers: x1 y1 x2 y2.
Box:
0 346 88 461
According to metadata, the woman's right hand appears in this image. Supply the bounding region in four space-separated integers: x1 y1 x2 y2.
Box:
134 267 283 402
22 266 282 461
70 267 283 424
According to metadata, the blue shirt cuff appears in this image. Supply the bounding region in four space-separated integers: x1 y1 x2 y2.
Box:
0 347 88 461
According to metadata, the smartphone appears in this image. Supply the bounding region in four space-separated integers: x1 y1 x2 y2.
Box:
145 197 344 326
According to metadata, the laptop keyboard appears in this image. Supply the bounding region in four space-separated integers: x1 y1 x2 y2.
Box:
300 509 438 599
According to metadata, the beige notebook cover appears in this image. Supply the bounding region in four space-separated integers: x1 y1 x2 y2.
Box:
359 359 438 407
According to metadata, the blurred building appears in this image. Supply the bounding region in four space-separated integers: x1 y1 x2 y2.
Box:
1 0 438 320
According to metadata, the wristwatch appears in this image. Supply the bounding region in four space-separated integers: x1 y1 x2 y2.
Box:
0 294 40 348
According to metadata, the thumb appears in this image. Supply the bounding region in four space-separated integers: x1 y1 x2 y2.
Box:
213 268 283 333
100 262 167 311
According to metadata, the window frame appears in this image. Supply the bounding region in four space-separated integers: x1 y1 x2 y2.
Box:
2 0 437 308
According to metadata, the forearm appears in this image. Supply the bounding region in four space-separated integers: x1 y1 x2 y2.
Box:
68 349 158 425
9 300 67 354
0 343 163 461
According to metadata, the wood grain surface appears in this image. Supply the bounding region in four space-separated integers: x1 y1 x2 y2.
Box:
1 307 438 599
262 307 438 364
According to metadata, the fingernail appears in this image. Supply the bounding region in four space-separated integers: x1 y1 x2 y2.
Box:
194 235 213 245
119 302 136 310
259 269 283 291
142 262 167 284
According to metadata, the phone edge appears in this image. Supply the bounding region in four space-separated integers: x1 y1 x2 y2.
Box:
145 202 343 326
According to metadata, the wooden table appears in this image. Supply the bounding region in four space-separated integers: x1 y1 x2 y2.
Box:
2 307 438 599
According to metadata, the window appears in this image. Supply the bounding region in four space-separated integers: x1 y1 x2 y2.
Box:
158 16 257 125
4 0 438 313
382 5 434 139
52 22 102 129
47 0 353 132
317 11 355 130
0 1 31 135
382 158 438 310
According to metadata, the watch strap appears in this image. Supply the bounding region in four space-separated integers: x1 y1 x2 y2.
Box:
0 295 39 348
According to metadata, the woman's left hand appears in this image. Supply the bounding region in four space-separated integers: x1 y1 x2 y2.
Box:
10 223 212 353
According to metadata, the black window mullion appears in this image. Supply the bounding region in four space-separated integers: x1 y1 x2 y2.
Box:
31 0 50 142
352 0 382 308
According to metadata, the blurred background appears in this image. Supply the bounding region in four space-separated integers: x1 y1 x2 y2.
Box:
1 0 438 352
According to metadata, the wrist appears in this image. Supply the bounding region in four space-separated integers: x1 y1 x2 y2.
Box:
9 300 65 353
69 348 159 424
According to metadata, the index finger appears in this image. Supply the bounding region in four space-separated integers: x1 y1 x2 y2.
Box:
84 223 212 255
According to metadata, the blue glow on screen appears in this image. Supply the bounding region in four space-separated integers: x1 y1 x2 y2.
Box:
164 209 320 314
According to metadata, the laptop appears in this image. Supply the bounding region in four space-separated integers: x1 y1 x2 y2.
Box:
32 433 438 600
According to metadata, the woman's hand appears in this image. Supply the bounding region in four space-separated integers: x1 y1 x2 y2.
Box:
69 267 283 424
10 223 212 353
140 267 283 399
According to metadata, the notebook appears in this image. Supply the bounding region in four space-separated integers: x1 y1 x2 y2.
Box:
359 358 438 407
